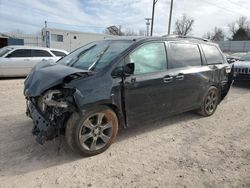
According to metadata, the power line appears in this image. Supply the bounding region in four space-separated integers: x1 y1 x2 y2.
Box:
227 0 249 12
202 0 244 15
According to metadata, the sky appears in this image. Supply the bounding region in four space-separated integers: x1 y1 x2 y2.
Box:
0 0 250 37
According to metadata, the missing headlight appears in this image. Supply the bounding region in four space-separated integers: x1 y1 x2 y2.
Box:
43 90 68 108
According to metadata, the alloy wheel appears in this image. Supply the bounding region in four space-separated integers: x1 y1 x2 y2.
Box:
79 112 113 151
205 89 218 115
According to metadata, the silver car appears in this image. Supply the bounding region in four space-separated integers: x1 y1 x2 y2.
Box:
233 52 250 82
0 46 68 77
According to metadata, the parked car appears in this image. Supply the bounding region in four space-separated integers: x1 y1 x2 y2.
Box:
226 52 248 64
0 46 68 77
233 52 250 82
24 36 232 156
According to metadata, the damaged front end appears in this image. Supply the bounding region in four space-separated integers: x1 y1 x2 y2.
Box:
24 61 91 145
26 88 76 144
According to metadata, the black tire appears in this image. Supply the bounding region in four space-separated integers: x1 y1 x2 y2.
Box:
65 106 118 156
198 86 219 117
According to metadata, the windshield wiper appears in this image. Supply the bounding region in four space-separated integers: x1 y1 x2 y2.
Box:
88 46 110 71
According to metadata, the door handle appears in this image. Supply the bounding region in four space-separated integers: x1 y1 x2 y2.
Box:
163 76 173 83
175 73 184 80
24 59 30 61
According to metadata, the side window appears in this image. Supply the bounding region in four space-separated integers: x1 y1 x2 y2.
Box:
32 50 52 57
201 44 224 65
51 50 67 57
7 49 32 58
168 43 202 69
126 42 167 74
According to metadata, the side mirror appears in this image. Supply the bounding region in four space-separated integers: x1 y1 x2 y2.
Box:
111 63 135 78
124 63 134 75
111 66 124 77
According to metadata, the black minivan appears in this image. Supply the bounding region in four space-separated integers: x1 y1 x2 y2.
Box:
24 36 232 156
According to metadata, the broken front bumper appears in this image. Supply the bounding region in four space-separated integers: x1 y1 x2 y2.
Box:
27 101 56 145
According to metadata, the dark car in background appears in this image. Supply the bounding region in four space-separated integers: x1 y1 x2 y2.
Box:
24 36 232 156
233 52 250 82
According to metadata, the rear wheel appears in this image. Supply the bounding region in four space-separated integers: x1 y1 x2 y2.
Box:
198 86 219 117
65 106 118 156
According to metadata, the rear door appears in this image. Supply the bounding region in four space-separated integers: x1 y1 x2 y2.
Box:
0 49 33 76
166 41 210 112
123 41 174 125
31 49 55 66
200 43 231 99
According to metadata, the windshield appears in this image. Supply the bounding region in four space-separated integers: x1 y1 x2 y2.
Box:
0 47 12 57
239 53 250 61
58 40 133 70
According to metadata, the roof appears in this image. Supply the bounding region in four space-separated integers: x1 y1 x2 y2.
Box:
6 45 68 53
0 33 9 38
104 35 215 45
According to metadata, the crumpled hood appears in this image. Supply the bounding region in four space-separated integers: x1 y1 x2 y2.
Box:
233 61 250 68
24 60 90 97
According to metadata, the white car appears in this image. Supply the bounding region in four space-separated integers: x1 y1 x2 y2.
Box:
0 46 68 77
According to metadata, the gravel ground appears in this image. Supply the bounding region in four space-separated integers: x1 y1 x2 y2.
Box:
0 79 249 188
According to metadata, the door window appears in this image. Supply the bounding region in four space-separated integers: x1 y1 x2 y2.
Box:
201 44 224 65
7 49 32 58
51 50 67 57
168 43 202 68
32 50 52 57
126 42 167 74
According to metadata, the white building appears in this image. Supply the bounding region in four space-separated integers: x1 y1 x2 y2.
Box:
41 28 115 52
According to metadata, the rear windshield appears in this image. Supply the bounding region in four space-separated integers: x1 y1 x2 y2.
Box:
0 47 12 57
58 40 133 71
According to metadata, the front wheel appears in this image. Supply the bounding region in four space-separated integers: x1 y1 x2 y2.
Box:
198 86 219 117
65 106 118 156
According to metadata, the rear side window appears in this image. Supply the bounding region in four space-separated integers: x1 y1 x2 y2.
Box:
7 49 32 58
168 43 202 68
201 44 224 65
32 50 52 57
126 42 167 74
51 50 67 57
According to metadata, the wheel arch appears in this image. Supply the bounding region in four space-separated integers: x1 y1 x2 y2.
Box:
71 102 126 129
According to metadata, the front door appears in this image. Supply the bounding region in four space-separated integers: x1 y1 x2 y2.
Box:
123 42 174 125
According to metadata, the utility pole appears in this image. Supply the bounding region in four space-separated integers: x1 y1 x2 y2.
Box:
45 20 47 28
145 18 151 36
150 0 158 36
168 0 174 35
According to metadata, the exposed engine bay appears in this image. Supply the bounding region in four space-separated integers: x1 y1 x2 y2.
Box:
26 87 76 144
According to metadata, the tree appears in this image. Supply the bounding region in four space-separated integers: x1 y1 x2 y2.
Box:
228 16 250 40
203 27 224 41
174 14 194 36
123 28 138 36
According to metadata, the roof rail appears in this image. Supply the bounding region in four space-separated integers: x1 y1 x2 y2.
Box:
162 34 209 42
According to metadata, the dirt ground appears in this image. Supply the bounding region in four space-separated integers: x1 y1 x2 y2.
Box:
0 79 249 188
